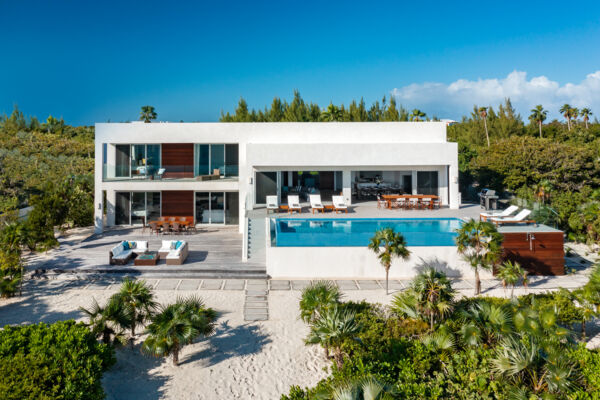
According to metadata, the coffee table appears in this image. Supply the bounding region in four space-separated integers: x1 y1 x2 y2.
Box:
134 251 159 266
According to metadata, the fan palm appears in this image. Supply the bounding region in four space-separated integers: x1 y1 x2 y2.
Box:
112 278 157 337
458 301 513 346
496 261 525 298
321 103 343 121
409 109 426 121
142 296 216 366
299 280 342 323
456 219 503 295
478 106 490 147
306 306 361 368
528 105 547 138
411 268 455 329
140 105 157 123
79 297 129 345
325 376 397 400
581 107 593 129
368 227 410 294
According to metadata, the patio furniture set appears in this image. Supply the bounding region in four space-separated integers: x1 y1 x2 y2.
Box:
146 216 197 236
267 194 349 214
379 194 441 210
480 206 535 226
109 240 189 266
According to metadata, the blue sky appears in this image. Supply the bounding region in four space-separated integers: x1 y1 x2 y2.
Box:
1 0 600 125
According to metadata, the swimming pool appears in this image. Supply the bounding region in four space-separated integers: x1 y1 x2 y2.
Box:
272 218 463 247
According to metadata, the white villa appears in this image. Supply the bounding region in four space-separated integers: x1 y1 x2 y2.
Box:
94 121 459 234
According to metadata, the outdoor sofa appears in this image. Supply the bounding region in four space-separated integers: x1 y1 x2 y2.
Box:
109 240 149 265
158 240 189 265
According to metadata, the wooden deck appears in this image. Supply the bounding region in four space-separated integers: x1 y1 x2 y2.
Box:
25 225 266 278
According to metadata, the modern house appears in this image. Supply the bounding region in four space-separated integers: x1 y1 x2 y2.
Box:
94 122 459 234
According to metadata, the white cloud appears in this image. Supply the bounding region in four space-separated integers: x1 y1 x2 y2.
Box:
391 71 600 120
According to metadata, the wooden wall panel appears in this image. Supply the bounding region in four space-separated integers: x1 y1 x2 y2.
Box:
161 143 194 178
161 191 194 217
499 232 565 276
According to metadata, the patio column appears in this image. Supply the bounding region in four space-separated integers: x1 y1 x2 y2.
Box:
342 169 352 205
106 190 116 226
411 170 418 195
449 164 459 209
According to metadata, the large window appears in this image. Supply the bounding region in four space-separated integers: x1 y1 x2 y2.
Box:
195 192 238 224
115 145 130 177
417 171 439 195
114 192 161 225
194 144 238 177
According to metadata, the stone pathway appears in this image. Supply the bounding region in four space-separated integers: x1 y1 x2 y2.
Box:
244 279 269 321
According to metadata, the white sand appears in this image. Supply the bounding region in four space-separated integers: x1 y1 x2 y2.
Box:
0 285 336 400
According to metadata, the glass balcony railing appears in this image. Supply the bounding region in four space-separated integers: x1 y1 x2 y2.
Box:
102 164 239 181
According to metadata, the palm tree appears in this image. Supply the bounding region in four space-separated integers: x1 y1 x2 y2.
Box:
529 105 548 138
455 219 503 295
458 301 513 346
112 278 157 338
324 376 397 400
142 296 216 366
496 261 525 298
409 109 426 121
80 297 129 345
559 104 574 131
299 280 342 323
478 107 490 147
306 306 361 369
410 268 455 329
321 103 343 121
581 108 593 129
368 227 411 294
140 105 157 123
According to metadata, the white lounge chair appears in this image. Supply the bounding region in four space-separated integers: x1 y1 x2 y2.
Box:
309 194 324 213
332 196 348 213
266 195 279 214
480 205 519 221
491 209 534 225
156 168 166 179
287 195 302 213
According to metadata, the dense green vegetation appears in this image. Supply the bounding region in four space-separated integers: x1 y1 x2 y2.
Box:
283 268 600 400
0 321 115 400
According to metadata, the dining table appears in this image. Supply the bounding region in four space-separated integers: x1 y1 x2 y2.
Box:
381 194 439 209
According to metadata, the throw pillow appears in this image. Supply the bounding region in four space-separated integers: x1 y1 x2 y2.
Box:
175 241 182 250
122 241 130 250
128 241 136 249
170 242 176 250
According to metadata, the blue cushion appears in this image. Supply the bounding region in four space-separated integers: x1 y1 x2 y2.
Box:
175 241 183 250
122 241 130 250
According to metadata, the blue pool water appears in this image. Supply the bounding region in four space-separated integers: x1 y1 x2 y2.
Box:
272 218 463 247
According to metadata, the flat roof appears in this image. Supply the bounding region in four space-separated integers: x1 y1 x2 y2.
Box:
497 224 563 234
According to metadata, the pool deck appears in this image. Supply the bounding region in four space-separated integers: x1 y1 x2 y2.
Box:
248 201 483 219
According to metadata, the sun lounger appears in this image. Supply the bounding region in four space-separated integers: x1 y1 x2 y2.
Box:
266 195 279 214
491 209 534 225
309 194 324 213
480 205 519 221
332 196 348 213
287 195 302 213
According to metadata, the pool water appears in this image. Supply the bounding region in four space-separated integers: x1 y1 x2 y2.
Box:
272 218 463 247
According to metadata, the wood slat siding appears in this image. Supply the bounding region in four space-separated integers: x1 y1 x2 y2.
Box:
161 191 194 217
500 232 565 275
161 143 194 178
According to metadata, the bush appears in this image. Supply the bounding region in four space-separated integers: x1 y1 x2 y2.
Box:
0 320 115 400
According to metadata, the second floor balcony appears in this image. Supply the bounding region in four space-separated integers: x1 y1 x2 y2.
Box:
102 164 239 181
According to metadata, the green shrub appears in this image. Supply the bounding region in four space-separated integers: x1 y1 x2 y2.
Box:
0 320 115 400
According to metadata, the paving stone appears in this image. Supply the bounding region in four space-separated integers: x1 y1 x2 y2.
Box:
245 303 268 309
245 309 269 316
246 295 267 301
155 279 180 290
247 285 268 291
247 279 268 284
379 280 405 289
86 281 113 290
357 281 381 290
223 280 246 290
201 280 223 290
270 280 290 290
450 279 473 289
137 279 158 288
246 289 268 296
177 280 201 291
291 280 311 290
336 280 358 290
245 315 268 321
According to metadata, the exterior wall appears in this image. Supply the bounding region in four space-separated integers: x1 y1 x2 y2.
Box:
266 245 490 279
94 122 459 233
501 232 565 275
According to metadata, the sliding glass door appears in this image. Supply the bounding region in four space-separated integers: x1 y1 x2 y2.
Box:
255 171 277 204
194 144 239 177
417 171 439 195
114 192 161 225
195 191 238 225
